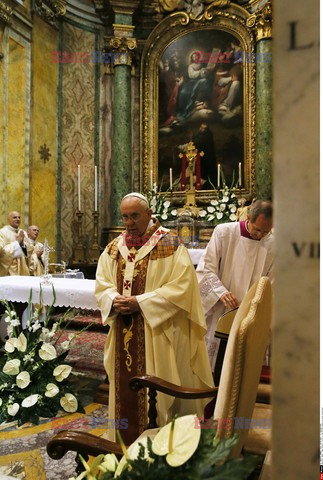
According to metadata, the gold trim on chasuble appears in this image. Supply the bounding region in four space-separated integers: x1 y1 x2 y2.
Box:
109 220 180 444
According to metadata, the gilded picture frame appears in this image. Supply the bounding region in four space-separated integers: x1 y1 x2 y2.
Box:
140 4 257 200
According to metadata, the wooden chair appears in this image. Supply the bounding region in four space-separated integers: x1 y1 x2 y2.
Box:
47 277 272 466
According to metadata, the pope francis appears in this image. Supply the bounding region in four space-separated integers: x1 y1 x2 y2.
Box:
95 193 214 444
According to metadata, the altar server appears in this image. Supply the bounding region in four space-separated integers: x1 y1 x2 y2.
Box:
196 200 274 370
0 211 31 276
95 192 214 444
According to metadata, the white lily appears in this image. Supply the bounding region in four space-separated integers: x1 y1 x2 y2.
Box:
199 210 207 217
3 359 21 375
207 206 215 213
17 332 27 352
219 203 226 211
39 343 57 361
7 402 19 416
4 337 17 353
60 393 78 413
22 394 39 408
152 415 201 467
229 213 237 221
16 371 31 389
210 199 218 206
45 383 59 398
53 364 72 382
216 212 223 220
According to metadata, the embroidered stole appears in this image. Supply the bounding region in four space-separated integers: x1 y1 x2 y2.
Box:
114 221 169 444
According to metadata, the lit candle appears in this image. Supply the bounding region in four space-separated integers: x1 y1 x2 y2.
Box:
169 168 173 189
217 163 221 187
238 162 242 186
94 165 98 211
150 169 153 190
77 165 81 211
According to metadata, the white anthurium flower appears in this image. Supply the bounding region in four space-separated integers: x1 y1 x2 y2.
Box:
115 435 151 477
199 210 207 217
45 383 59 398
152 415 201 467
210 199 218 206
229 213 237 221
7 403 20 416
207 206 215 213
230 205 237 213
163 200 170 208
22 394 39 408
4 337 18 353
161 214 168 220
3 359 21 375
207 215 215 222
39 343 57 361
16 371 31 389
171 209 177 216
60 393 78 413
231 192 236 198
219 203 226 212
17 332 27 352
53 364 72 382
216 212 224 220
222 195 229 203
98 453 119 473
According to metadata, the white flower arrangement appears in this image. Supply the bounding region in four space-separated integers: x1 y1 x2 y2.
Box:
0 294 85 426
70 414 259 480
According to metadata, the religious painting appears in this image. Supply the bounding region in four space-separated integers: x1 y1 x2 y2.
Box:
158 30 244 191
141 5 256 198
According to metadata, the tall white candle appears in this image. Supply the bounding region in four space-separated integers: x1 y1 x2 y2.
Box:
77 165 81 211
94 165 98 211
238 162 242 186
150 169 153 190
217 163 221 187
169 168 173 189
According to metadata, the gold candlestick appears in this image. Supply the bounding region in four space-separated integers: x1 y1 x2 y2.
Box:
72 210 85 264
89 211 101 263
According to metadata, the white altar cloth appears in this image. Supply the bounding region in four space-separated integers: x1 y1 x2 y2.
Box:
0 276 98 310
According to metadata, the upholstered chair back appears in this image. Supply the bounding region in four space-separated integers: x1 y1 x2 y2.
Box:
213 276 272 458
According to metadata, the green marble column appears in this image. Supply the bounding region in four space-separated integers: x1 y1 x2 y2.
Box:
255 38 272 200
111 62 132 226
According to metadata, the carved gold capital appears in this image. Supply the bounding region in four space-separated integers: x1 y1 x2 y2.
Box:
109 36 137 66
33 0 66 24
0 1 13 25
255 1 272 40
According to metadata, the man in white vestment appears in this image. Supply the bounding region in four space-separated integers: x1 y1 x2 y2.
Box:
196 200 274 370
95 193 214 444
26 225 44 276
0 211 31 276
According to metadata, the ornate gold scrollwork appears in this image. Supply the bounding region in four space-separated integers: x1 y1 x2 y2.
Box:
123 319 134 372
0 1 13 25
33 0 66 24
109 36 137 66
157 0 230 21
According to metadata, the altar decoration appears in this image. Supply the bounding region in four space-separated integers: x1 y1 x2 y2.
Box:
70 415 259 480
0 293 85 426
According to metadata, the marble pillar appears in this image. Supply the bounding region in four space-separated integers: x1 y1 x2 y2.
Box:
255 38 272 200
111 62 132 226
272 1 319 478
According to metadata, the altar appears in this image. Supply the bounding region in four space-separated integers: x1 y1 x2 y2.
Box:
0 276 98 310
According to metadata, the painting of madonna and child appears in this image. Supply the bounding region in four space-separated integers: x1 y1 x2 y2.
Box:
158 30 246 191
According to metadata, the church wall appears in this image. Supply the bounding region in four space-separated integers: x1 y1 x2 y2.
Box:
58 20 100 262
1 26 31 230
30 15 58 250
